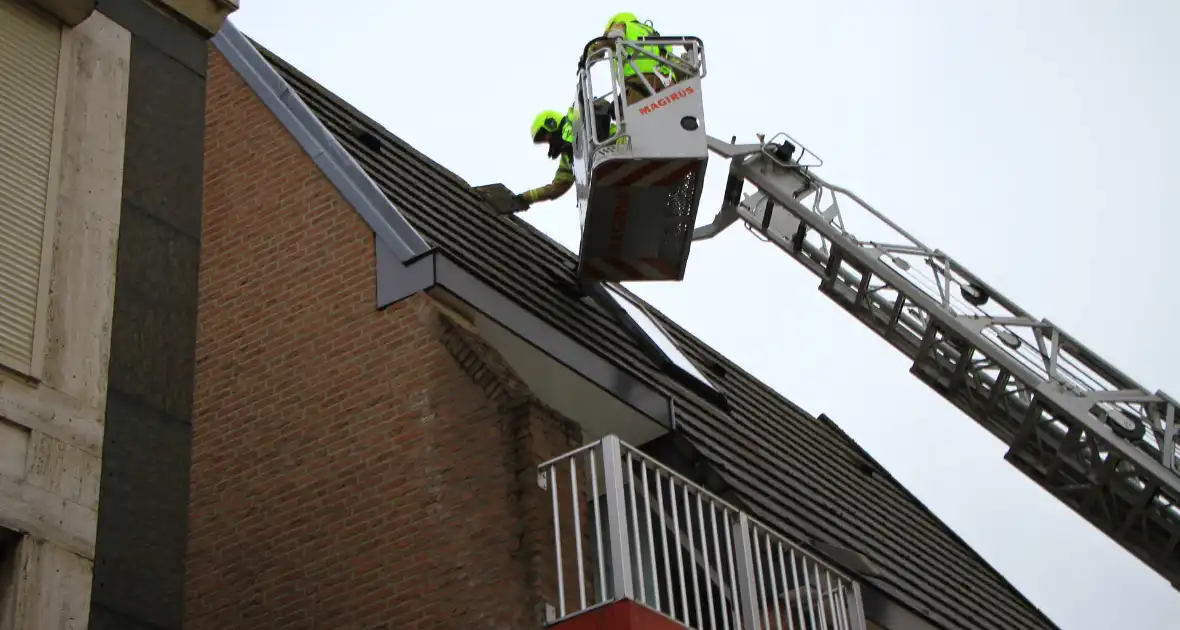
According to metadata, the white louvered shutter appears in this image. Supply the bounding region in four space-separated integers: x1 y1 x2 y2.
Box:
0 0 61 374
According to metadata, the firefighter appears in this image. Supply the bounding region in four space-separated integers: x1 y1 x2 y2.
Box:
597 12 677 105
513 109 576 209
515 106 616 210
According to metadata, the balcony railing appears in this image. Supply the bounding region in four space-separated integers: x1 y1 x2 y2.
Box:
538 435 868 630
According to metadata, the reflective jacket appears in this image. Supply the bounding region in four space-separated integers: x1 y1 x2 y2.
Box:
604 17 670 79
524 110 617 204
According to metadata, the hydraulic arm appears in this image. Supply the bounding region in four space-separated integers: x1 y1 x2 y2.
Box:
693 133 1180 590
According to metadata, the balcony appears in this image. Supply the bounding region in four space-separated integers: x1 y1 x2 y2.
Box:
539 436 868 630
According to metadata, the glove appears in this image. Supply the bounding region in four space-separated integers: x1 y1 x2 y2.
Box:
512 194 532 212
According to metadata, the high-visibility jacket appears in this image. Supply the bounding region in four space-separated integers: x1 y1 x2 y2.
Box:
523 107 618 204
604 15 671 79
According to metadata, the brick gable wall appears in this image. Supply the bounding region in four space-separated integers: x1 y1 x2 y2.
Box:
189 48 589 630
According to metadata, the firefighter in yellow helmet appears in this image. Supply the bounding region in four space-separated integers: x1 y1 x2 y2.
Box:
516 107 616 210
595 12 677 105
515 109 576 209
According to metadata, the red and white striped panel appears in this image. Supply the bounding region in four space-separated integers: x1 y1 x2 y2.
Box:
592 158 700 189
579 158 701 282
583 254 680 282
585 179 679 282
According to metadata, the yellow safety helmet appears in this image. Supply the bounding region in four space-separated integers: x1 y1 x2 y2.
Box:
531 109 563 143
604 12 638 33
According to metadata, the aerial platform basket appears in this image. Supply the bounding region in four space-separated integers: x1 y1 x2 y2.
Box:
571 34 709 283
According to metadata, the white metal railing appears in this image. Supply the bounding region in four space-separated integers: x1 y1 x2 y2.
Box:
574 34 707 151
538 435 867 630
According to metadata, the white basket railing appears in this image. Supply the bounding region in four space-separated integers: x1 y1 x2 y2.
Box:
538 435 867 630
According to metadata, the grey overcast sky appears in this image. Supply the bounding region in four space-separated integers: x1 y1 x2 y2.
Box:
229 1 1179 628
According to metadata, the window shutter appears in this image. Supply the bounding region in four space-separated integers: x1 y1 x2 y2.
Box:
0 0 61 373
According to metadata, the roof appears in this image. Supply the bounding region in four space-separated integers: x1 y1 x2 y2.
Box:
215 24 1061 630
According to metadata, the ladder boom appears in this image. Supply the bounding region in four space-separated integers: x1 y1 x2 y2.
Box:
695 133 1180 590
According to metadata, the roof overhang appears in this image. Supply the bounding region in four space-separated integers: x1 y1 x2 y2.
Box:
151 0 239 36
377 243 673 444
26 0 94 26
860 583 944 630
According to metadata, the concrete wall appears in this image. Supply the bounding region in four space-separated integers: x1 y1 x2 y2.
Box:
2 1 235 629
0 10 130 630
85 1 219 628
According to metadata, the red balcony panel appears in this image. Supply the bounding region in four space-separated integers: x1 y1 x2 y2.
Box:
551 599 685 630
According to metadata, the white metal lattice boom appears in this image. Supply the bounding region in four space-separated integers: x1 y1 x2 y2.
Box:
692 133 1180 591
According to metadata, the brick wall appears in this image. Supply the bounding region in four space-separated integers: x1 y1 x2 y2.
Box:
440 316 599 617
188 48 588 629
